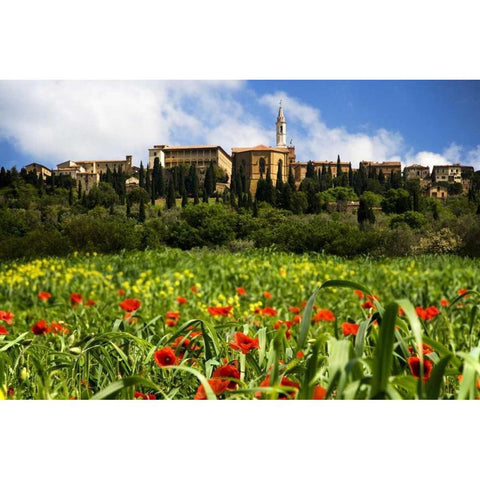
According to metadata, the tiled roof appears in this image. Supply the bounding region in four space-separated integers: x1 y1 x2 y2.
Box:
232 144 290 153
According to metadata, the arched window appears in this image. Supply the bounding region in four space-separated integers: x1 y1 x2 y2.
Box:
259 157 266 175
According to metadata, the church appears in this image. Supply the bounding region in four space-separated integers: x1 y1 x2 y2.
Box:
231 103 296 195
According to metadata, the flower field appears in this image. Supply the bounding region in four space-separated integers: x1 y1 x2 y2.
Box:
1 248 479 400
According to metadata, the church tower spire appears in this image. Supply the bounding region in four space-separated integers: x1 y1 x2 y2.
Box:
276 100 287 147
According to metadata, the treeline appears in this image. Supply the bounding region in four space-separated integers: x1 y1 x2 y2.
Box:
1 161 480 261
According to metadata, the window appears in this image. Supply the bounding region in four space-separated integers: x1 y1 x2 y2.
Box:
259 157 266 175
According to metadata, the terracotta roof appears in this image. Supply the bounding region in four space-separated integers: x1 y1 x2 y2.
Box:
361 161 401 166
151 145 228 151
74 159 130 164
405 164 429 169
231 144 290 154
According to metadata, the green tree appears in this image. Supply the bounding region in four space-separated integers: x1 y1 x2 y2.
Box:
166 179 176 209
138 197 146 222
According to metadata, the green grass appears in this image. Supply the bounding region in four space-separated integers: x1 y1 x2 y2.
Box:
0 248 479 399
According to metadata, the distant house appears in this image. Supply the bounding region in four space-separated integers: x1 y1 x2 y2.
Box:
428 185 448 199
432 164 473 184
359 161 402 178
24 163 52 178
404 164 430 180
125 176 140 192
293 159 351 187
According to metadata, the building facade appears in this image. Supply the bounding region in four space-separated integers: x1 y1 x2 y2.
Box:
432 164 474 183
24 163 52 178
231 104 296 194
360 161 402 178
293 160 351 187
404 164 430 180
148 145 232 186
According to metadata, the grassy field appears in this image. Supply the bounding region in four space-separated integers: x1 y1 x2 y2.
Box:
1 248 479 399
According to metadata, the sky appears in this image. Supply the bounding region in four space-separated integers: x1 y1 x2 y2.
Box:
0 80 479 172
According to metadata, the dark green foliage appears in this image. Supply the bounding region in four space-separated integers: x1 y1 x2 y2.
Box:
138 198 146 223
139 161 145 188
166 179 176 209
85 182 119 209
288 165 296 191
357 196 375 225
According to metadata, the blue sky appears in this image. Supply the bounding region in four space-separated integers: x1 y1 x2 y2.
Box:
1 80 479 171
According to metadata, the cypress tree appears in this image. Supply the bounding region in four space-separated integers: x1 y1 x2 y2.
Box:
306 161 315 179
265 168 275 205
166 179 176 209
139 161 145 188
145 167 151 193
202 188 208 203
253 198 258 217
126 199 131 216
192 167 199 203
288 165 296 191
138 198 146 222
348 163 353 187
357 198 375 225
182 189 188 207
280 182 292 211
178 166 186 197
68 186 74 206
255 175 266 203
77 180 82 199
276 161 284 190
215 192 220 203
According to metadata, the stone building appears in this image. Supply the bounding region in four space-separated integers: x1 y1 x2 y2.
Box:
360 161 402 178
428 185 448 199
231 104 296 194
404 164 430 180
24 163 52 178
148 145 232 186
293 159 351 187
432 164 473 183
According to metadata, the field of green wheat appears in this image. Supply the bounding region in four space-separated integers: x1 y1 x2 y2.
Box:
1 248 479 400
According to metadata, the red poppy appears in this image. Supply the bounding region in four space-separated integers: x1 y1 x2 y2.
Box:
440 298 450 307
125 313 138 324
212 364 240 390
166 311 180 321
154 347 177 367
293 314 302 324
207 306 233 317
7 387 14 398
354 290 364 299
117 289 126 296
194 378 230 400
85 299 96 307
415 306 440 321
288 306 301 314
0 326 8 335
70 293 83 305
342 322 360 336
458 288 469 297
119 298 141 312
229 332 260 354
177 296 188 305
313 309 335 322
190 285 199 294
236 287 247 296
166 319 177 327
38 291 52 301
263 291 272 299
261 306 277 316
31 319 50 335
256 375 300 399
134 392 156 400
407 356 433 381
50 322 69 335
313 385 327 400
361 300 375 309
171 336 200 357
296 351 305 359
408 343 433 356
0 311 14 324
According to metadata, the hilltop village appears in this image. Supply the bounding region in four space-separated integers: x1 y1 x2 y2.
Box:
1 105 480 261
19 105 475 203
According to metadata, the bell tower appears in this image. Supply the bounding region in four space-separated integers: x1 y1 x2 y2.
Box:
276 100 287 147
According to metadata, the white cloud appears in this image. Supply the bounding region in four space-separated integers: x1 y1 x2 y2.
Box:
0 80 249 168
